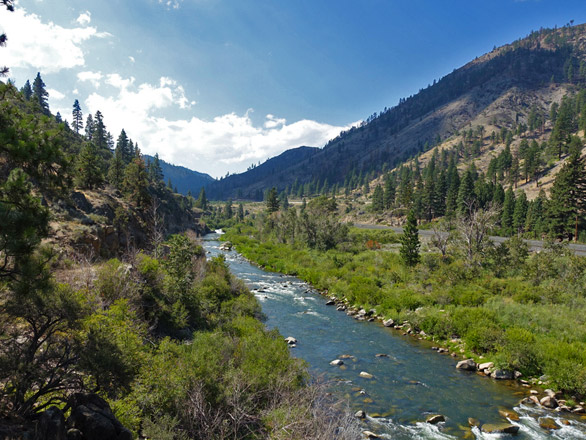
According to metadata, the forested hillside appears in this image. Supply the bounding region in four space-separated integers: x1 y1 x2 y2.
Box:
206 24 586 202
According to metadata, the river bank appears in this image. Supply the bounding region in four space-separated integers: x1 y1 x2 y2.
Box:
205 232 586 439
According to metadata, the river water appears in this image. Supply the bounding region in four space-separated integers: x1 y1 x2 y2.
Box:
203 233 586 439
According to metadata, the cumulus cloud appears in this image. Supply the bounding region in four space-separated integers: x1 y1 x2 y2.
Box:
83 75 351 177
47 88 65 101
1 8 108 73
77 71 103 88
76 11 91 26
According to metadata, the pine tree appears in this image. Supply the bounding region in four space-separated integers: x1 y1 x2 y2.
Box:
20 80 32 100
107 148 125 189
72 99 83 134
457 170 475 215
372 185 384 212
32 72 49 115
195 187 208 210
400 209 420 266
383 174 395 209
85 114 94 140
93 111 107 150
547 147 586 240
116 129 132 163
224 200 233 219
75 143 105 189
123 149 150 207
512 191 528 234
266 187 279 213
237 203 244 221
148 153 164 183
55 112 62 123
501 187 516 235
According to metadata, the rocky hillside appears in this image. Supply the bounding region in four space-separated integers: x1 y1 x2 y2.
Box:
205 24 586 200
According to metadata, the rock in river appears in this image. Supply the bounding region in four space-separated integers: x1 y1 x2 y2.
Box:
456 359 477 371
359 371 374 379
540 396 559 409
355 410 366 419
383 318 394 327
330 359 344 366
284 336 297 345
426 414 445 424
481 423 520 435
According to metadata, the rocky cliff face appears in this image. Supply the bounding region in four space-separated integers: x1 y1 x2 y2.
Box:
47 187 209 259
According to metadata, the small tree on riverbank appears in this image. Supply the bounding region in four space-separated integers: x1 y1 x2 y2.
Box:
400 209 420 266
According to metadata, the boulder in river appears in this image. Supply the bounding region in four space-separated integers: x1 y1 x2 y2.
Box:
383 318 394 327
355 410 366 419
330 359 344 366
481 423 520 435
426 414 445 424
498 409 520 421
325 299 335 305
491 369 514 380
539 417 560 430
219 241 232 251
359 371 374 379
468 418 480 428
478 362 494 371
362 431 379 439
456 359 476 371
284 336 297 345
540 396 559 409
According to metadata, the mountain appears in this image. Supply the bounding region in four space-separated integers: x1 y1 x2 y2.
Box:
206 146 319 199
206 24 586 200
144 154 215 196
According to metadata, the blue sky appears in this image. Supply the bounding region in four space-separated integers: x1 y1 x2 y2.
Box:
2 0 586 177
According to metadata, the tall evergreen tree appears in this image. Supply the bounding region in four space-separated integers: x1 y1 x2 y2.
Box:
371 185 384 212
32 72 49 115
512 191 528 234
547 147 586 240
20 80 32 100
116 129 132 164
93 111 107 150
501 187 516 235
400 209 420 267
266 187 280 213
457 170 475 215
237 203 245 221
72 99 83 134
148 153 164 183
107 147 125 190
195 187 208 210
85 114 95 140
383 174 395 209
123 149 150 207
75 143 105 189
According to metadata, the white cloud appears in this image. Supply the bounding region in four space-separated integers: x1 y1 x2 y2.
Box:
128 56 135 63
83 75 351 177
1 8 109 73
47 88 65 101
77 71 103 88
158 0 182 9
76 11 91 26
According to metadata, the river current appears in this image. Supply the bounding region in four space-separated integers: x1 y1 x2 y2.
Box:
203 232 586 439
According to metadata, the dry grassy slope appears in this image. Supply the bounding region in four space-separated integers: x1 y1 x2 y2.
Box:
45 186 206 259
366 83 586 201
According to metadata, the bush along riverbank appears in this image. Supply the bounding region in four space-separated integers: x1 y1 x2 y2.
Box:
223 203 586 411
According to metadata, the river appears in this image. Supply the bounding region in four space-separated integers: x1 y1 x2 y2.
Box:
203 232 586 439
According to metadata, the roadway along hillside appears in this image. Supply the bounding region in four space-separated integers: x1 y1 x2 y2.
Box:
353 223 586 257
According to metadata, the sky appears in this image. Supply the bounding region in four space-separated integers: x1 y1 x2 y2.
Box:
2 1 586 178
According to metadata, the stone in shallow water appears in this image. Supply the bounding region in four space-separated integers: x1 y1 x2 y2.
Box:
481 423 520 434
359 371 373 379
498 408 520 421
426 414 445 424
539 417 560 430
467 418 480 427
540 396 559 409
456 359 476 371
329 359 343 366
362 431 379 439
355 410 366 419
284 336 297 344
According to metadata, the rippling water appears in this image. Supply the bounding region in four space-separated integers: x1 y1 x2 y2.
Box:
203 233 586 439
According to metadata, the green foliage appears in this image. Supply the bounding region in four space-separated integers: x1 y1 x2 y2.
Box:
266 186 280 213
400 209 420 266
